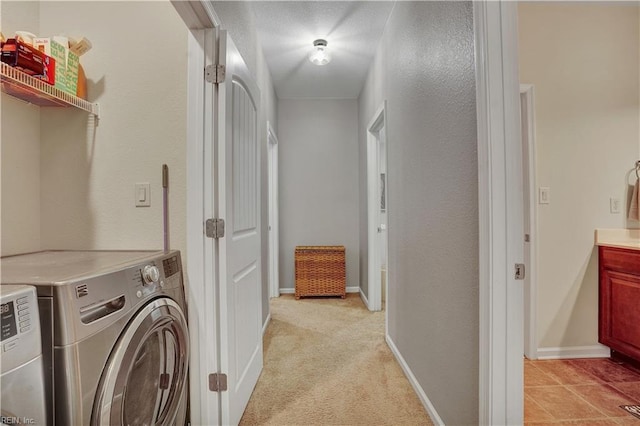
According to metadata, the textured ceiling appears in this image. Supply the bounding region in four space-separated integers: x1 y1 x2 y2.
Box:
250 1 395 99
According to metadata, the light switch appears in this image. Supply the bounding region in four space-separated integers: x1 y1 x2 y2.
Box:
539 187 550 205
610 197 621 214
135 183 150 207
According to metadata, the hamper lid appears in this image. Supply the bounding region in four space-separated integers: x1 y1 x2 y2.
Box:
295 246 345 251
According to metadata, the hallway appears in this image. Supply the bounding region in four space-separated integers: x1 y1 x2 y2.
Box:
239 295 432 425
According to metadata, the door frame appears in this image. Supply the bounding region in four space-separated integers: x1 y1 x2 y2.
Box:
474 1 524 424
267 122 280 298
171 2 220 426
520 84 539 360
366 101 387 312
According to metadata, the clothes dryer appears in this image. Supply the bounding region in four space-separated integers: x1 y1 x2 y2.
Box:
1 250 189 426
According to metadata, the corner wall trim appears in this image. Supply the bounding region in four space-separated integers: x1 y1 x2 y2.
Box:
386 335 445 426
359 288 372 311
262 313 271 337
279 286 361 295
537 345 611 360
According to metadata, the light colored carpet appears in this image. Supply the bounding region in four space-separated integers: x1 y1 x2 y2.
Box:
239 294 433 426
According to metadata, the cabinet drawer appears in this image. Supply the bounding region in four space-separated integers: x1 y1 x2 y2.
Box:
599 246 640 275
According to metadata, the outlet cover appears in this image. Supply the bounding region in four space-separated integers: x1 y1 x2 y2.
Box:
610 197 621 214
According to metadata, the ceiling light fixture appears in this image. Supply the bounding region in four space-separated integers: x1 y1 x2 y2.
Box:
309 39 331 66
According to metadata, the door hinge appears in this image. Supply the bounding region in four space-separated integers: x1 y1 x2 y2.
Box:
205 64 226 84
209 373 228 392
205 218 225 239
515 263 525 280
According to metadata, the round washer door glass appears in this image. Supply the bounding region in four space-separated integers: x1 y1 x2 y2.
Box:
92 297 188 426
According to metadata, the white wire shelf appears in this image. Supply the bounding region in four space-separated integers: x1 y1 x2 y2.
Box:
1 62 99 117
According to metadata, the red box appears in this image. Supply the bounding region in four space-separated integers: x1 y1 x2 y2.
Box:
1 38 55 85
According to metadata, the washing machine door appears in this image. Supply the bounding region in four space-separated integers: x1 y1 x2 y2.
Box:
92 297 188 426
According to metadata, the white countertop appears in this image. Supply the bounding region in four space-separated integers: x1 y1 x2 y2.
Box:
595 229 640 251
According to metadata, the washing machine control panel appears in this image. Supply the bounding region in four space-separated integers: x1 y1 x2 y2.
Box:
1 300 19 342
131 255 181 300
1 286 36 341
141 265 160 286
0 285 41 372
162 254 181 278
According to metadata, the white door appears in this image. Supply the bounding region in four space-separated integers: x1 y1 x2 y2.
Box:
215 30 263 426
267 123 280 298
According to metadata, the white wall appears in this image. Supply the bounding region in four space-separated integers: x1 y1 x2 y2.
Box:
36 1 187 257
519 3 640 351
359 2 478 424
211 1 279 325
1 96 42 256
1 1 42 256
1 1 188 257
278 99 360 291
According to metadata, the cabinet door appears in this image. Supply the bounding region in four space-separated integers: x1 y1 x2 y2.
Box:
600 269 640 360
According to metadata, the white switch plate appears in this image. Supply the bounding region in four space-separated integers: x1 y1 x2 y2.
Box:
610 197 621 214
539 187 550 204
135 183 150 207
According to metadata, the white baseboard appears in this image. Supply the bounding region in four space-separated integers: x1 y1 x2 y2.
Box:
385 335 445 426
262 313 271 337
279 286 361 295
536 345 611 360
359 288 371 310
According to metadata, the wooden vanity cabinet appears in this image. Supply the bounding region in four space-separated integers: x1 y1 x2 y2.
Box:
599 246 640 362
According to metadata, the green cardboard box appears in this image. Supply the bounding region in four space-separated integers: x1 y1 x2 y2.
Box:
49 39 67 92
65 50 79 96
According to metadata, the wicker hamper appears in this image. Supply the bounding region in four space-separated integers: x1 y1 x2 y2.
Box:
295 246 346 299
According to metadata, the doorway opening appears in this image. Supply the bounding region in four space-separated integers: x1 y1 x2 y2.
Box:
366 101 388 312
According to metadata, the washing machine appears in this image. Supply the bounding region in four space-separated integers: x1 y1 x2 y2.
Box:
0 285 47 426
1 250 189 426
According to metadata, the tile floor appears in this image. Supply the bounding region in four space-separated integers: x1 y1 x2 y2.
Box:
525 358 640 424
